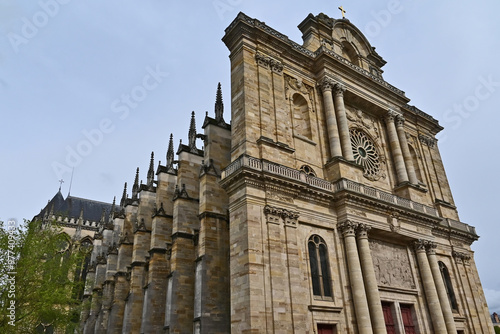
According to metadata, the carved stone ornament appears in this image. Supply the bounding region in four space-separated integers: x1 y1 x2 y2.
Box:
173 184 191 200
333 83 346 96
346 107 373 131
370 239 416 289
200 159 219 177
413 239 430 252
345 106 387 181
388 212 400 232
317 77 335 93
395 114 405 127
321 38 334 50
134 218 147 233
350 128 386 181
337 220 358 237
266 190 294 204
255 52 283 74
357 223 371 238
107 242 118 255
284 74 315 110
453 251 471 266
263 205 299 227
384 109 400 123
118 232 133 245
418 134 436 148
346 208 367 217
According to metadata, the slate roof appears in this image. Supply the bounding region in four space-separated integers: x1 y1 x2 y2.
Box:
34 191 115 223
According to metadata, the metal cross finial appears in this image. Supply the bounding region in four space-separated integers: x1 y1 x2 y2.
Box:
58 179 64 191
338 6 346 18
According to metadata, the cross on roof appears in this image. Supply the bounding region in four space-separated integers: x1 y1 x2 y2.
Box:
58 179 64 191
338 6 346 19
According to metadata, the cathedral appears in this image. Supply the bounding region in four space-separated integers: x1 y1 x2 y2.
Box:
36 12 493 334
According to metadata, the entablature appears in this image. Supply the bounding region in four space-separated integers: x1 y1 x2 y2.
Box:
221 154 478 241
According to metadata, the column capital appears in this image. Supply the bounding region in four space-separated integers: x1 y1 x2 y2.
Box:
338 220 358 237
384 109 400 123
333 83 346 96
357 223 371 239
452 250 471 265
318 77 335 93
413 239 430 252
427 242 437 255
395 114 405 127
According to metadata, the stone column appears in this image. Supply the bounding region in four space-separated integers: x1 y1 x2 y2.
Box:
414 240 447 333
357 224 387 334
385 110 409 184
319 78 342 158
395 115 418 184
338 221 373 334
427 243 457 334
333 83 354 161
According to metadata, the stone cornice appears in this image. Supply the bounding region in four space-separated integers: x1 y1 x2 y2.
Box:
224 13 443 132
171 231 194 242
198 211 229 222
433 218 478 245
223 13 408 96
221 155 478 241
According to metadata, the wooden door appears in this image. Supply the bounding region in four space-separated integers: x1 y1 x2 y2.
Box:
382 302 396 334
317 323 335 334
401 304 416 334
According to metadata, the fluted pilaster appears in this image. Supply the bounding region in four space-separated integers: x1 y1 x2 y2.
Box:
357 224 387 334
414 240 447 333
427 244 457 334
319 78 342 158
338 221 373 334
385 110 409 184
395 115 418 184
333 83 354 161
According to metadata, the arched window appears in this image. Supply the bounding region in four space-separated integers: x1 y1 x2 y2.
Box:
341 41 360 66
439 261 458 311
409 145 423 183
292 93 312 140
308 235 332 298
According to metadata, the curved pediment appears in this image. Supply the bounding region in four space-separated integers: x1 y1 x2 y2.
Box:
299 13 386 77
331 19 386 70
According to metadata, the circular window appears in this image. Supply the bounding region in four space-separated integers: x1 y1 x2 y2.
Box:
300 165 317 177
350 129 381 179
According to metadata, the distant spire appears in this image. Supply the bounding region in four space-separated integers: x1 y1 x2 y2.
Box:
188 111 197 152
120 182 127 208
100 208 106 224
166 134 174 170
215 82 224 123
78 205 84 221
132 168 139 200
147 151 155 188
109 196 116 221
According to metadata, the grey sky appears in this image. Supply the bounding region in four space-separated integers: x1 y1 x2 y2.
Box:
1 0 499 313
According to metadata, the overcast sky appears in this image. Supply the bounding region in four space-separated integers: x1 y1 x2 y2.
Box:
1 0 499 314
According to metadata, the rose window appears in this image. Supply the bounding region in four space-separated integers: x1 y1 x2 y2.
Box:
350 129 381 179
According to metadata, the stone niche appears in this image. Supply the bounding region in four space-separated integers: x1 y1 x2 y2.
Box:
369 239 416 290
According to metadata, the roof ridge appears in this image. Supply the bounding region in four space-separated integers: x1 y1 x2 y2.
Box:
66 195 114 206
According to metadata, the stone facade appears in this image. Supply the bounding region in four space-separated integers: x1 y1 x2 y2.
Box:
38 11 493 334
